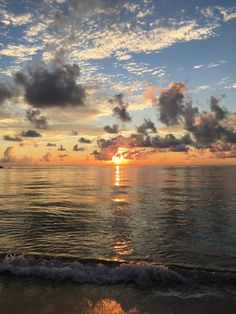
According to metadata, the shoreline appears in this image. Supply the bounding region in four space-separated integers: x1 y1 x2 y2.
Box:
0 275 236 314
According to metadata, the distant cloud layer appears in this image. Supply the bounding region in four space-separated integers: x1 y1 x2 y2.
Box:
92 82 236 161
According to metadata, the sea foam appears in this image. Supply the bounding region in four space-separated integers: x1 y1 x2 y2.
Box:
0 255 235 288
0 254 186 287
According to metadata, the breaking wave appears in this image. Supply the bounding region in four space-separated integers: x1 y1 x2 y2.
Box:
0 254 235 288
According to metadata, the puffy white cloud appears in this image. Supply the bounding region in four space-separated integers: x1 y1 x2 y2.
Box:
0 45 41 61
218 7 236 22
193 64 204 69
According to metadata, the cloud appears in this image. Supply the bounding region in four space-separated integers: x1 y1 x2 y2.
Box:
137 119 157 134
1 146 36 165
194 85 210 93
73 144 85 151
208 60 226 68
58 145 66 151
110 94 132 122
186 109 236 147
21 130 42 137
46 142 57 147
69 0 102 16
15 60 86 108
193 64 204 69
92 132 193 161
104 124 119 134
58 153 68 161
0 8 32 26
158 82 187 126
3 134 23 142
218 7 236 22
41 151 53 162
26 109 48 129
123 148 156 160
70 130 78 135
1 147 16 163
93 80 236 161
71 20 218 61
183 102 199 131
0 45 40 61
210 96 227 121
143 85 158 101
0 82 14 105
79 137 92 144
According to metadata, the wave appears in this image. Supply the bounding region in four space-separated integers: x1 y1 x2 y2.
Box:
0 254 235 288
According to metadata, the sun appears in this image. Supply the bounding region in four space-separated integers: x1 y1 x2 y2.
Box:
112 154 124 165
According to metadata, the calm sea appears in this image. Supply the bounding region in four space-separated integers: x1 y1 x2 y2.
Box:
0 166 236 313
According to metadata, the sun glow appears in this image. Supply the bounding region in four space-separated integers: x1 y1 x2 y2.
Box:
112 147 129 165
112 155 124 164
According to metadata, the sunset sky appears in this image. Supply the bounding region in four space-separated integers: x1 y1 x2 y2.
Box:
0 0 236 165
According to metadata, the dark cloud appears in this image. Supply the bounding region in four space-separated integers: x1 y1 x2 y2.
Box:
73 144 85 151
0 83 14 105
21 130 42 137
157 82 235 152
58 154 68 161
110 94 132 122
183 102 199 131
209 143 232 153
92 132 193 161
3 134 23 142
188 115 223 146
128 134 152 148
104 124 119 134
169 145 189 152
137 119 156 134
58 145 66 151
26 109 48 129
189 112 236 147
91 149 103 160
79 137 92 144
46 142 57 147
94 81 236 160
14 61 86 108
210 96 227 121
158 82 186 126
124 148 156 160
222 128 236 144
151 133 192 149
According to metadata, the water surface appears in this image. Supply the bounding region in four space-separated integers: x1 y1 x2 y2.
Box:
0 165 235 270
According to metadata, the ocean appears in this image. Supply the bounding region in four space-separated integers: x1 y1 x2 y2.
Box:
0 165 235 313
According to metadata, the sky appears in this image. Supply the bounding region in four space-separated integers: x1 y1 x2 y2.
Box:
0 0 236 165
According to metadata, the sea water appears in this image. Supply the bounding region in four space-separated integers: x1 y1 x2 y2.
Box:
0 166 235 313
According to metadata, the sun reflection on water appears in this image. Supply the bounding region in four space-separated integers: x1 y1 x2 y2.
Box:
114 165 120 186
113 166 128 205
83 298 137 314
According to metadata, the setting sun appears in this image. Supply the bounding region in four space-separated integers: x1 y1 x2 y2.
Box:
112 154 124 165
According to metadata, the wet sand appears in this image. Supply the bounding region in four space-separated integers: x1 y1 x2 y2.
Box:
0 275 235 314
